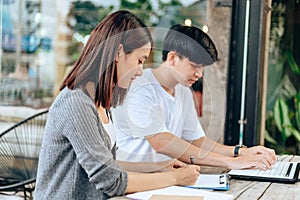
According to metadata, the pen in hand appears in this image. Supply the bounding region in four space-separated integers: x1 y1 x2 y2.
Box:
190 156 194 164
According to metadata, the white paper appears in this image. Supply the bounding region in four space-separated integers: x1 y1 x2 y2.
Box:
126 186 233 200
187 174 229 189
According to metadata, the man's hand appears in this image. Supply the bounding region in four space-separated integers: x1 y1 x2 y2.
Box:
228 146 277 170
239 146 276 166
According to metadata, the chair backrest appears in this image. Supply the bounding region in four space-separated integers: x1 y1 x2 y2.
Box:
0 110 48 188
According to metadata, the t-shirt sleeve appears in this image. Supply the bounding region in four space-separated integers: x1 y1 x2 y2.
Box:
113 82 169 138
181 88 205 141
54 90 127 196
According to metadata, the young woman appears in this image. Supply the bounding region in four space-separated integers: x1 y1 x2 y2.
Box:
34 11 200 200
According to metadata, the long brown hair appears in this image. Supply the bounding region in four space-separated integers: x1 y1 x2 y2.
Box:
60 10 153 108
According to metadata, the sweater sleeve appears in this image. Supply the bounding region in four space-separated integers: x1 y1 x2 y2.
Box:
54 89 128 197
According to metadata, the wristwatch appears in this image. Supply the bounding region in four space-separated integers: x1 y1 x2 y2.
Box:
234 145 247 157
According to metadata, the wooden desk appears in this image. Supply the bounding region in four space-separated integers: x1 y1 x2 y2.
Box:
213 155 300 200
109 155 300 200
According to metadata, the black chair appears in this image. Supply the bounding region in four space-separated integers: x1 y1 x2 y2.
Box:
0 110 48 199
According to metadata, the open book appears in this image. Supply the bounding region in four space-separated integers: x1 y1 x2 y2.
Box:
126 186 233 200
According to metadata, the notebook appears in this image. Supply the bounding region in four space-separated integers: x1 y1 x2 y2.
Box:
228 161 300 183
126 186 234 200
185 174 229 190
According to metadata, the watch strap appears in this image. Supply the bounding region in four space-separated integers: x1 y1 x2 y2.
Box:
234 145 247 157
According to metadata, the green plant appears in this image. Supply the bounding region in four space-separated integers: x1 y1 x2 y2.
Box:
265 51 300 154
275 95 300 140
265 0 300 153
119 0 183 26
265 48 300 154
265 93 300 154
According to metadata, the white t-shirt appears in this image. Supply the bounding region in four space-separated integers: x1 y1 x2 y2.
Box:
102 119 116 150
111 68 205 162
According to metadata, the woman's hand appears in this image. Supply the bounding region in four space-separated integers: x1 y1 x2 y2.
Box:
158 159 187 172
172 165 200 186
126 164 200 193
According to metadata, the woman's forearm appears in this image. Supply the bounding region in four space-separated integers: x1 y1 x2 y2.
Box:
126 172 176 193
125 165 200 194
118 160 177 173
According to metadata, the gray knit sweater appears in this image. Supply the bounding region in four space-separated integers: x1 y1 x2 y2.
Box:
34 88 128 200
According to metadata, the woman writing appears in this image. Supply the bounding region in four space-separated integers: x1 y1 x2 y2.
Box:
34 10 200 200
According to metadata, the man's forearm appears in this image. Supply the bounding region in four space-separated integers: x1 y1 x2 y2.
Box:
173 142 232 168
192 136 235 157
146 133 233 168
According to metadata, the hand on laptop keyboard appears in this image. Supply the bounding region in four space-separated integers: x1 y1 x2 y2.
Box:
239 146 276 166
228 154 275 170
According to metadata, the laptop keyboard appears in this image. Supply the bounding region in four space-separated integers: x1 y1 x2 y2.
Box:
244 161 294 178
228 161 297 178
256 162 292 177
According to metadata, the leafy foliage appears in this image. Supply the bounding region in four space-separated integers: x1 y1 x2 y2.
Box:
65 1 114 64
67 1 113 36
119 0 183 26
266 94 300 154
265 0 300 154
65 0 185 64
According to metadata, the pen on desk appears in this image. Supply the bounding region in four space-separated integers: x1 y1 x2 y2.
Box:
190 156 194 164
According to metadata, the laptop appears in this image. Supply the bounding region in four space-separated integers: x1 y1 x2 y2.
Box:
228 161 300 184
